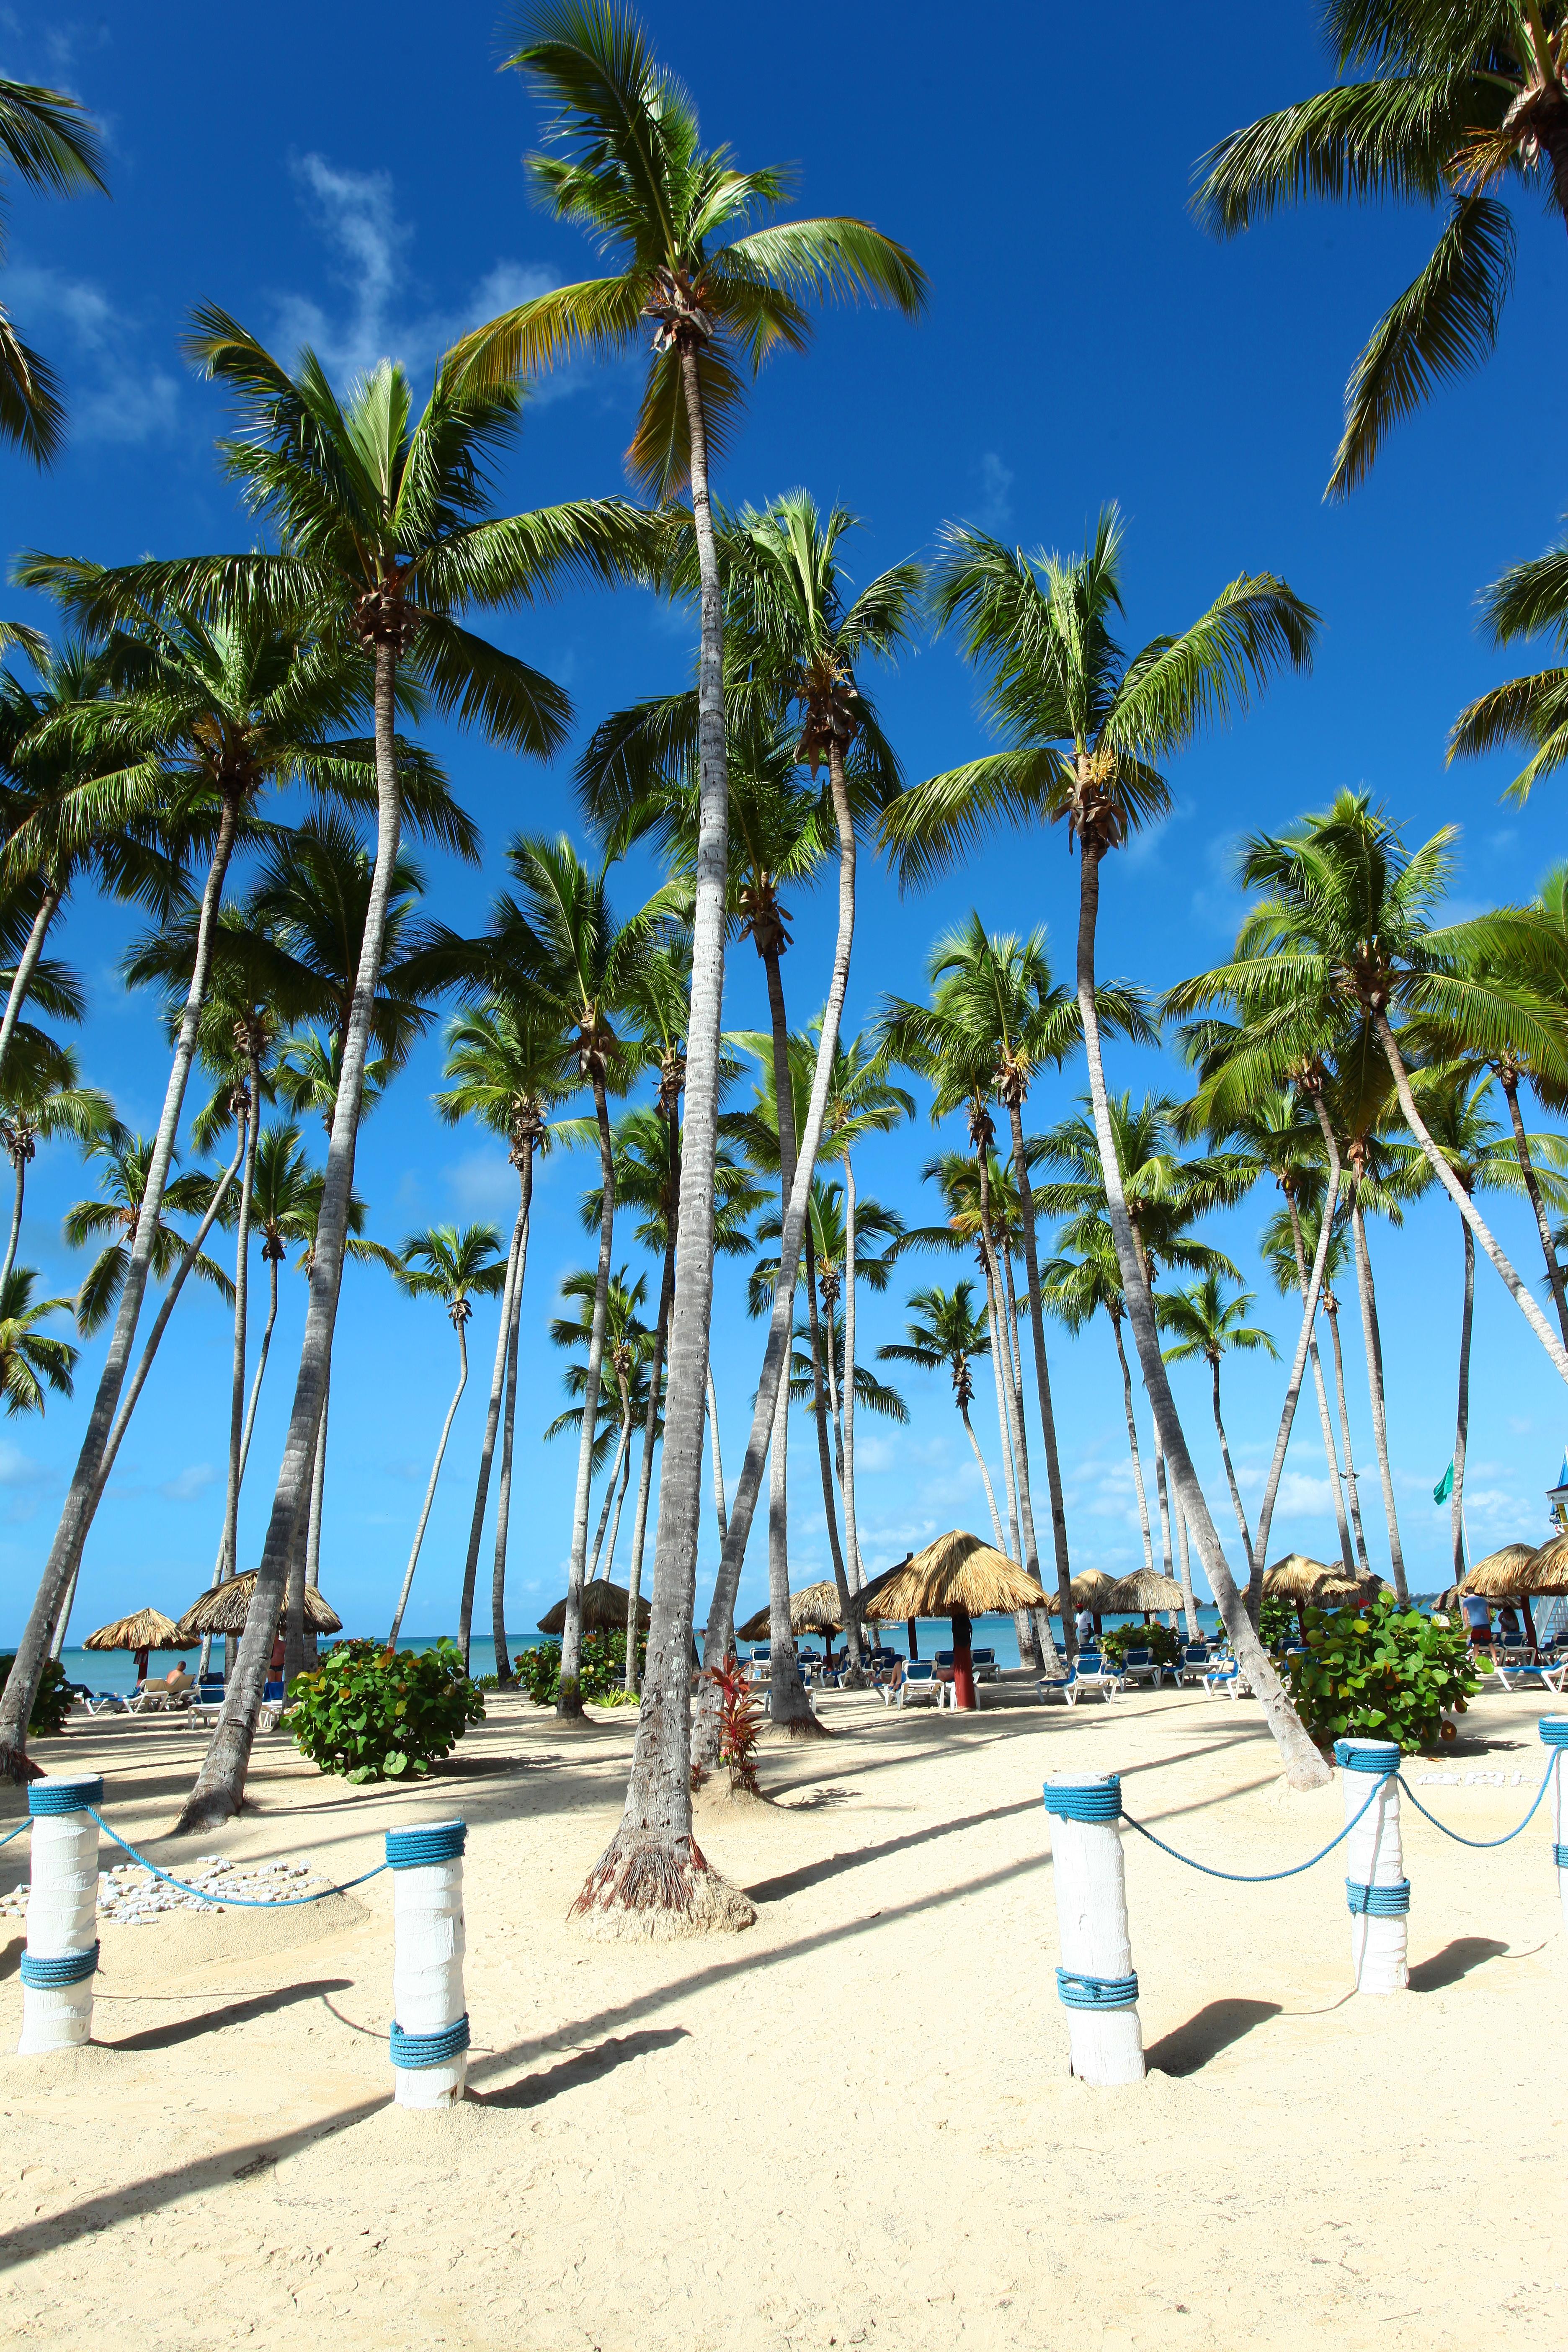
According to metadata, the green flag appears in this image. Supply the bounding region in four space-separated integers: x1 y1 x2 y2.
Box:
1433 1460 1453 1504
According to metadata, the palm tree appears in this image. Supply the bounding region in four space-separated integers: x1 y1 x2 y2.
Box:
494 834 677 1717
1156 1273 1278 1582
1042 1224 1156 1578
1192 7 1568 496
64 1133 233 1335
1255 1174 1371 1576
880 506 1326 1779
0 78 106 462
0 1042 117 1295
84 316 653 1831
455 5 924 1923
1450 526 1568 806
877 1282 1006 1546
547 1267 655 1586
0 1265 76 1412
435 994 581 1679
387 1226 508 1647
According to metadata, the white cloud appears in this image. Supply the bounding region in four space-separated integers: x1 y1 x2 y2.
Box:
159 1462 218 1503
973 451 1013 533
4 263 179 446
0 1438 46 1488
445 1148 518 1219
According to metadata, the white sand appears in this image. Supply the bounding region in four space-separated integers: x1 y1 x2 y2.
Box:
0 1680 1563 2350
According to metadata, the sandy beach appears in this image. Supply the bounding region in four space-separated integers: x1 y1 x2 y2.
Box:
0 1681 1563 2352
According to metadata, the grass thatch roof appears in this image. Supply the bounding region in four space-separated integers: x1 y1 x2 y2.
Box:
536 1579 651 1637
83 1607 180 1652
859 1529 1047 1622
1104 1570 1186 1613
1466 1539 1568 1597
174 1573 342 1640
1261 1554 1338 1601
737 1580 843 1642
1042 1568 1120 1616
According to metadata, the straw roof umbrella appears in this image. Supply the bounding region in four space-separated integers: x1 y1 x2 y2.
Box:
1462 1540 1568 1648
536 1580 650 1638
1103 1569 1186 1622
1042 1567 1120 1634
83 1606 180 1683
860 1530 1048 1708
1262 1553 1374 1640
174 1572 342 1643
737 1580 843 1648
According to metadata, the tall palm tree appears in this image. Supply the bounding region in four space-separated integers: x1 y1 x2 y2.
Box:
877 1282 1005 1546
0 1265 76 1412
1450 525 1568 806
455 4 925 1922
1258 1184 1372 1576
1156 1273 1277 1581
64 1133 233 1335
386 1225 507 1647
880 507 1327 1780
494 833 676 1718
1041 1223 1155 1576
435 994 581 1679
1192 6 1568 496
0 1042 117 1296
549 1266 654 1583
0 78 106 463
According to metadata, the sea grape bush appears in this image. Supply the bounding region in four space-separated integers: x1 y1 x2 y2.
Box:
288 1638 484 1783
1285 1591 1477 1755
517 1630 643 1705
1100 1620 1181 1669
0 1655 73 1735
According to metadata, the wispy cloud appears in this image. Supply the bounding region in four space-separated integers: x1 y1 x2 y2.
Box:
159 1462 218 1503
5 263 179 445
445 1148 518 1219
972 451 1014 534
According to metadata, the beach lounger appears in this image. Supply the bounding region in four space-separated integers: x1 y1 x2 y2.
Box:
1178 1644 1212 1685
1119 1647 1160 1688
897 1661 944 1708
257 1679 289 1732
1064 1655 1122 1704
82 1690 128 1715
125 1688 167 1715
1035 1665 1073 1705
1203 1659 1251 1699
970 1647 998 1683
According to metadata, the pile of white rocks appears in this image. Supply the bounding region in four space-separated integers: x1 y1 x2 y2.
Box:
0 1853 328 1926
1413 1768 1529 1787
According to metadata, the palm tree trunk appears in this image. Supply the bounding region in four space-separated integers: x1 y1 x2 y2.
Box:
1175 1506 1198 1640
1007 1099 1075 1652
222 1061 261 1607
801 1221 856 1691
1073 831 1327 1789
602 1422 633 1578
960 1399 1008 1549
1350 1195 1408 1604
1154 1442 1174 1579
0 794 242 1780
459 1157 530 1669
756 936 812 1733
297 1301 331 1678
1324 1293 1372 1576
985 1253 1022 1561
0 871 63 1093
706 1367 727 1546
1109 1312 1154 1574
695 737 859 1751
48 1558 80 1661
625 1181 673 1692
589 1403 632 1576
1211 1359 1255 1576
490 1259 525 1684
990 1238 1045 1666
559 1073 616 1721
1281 1195 1356 1576
388 1317 470 1645
175 637 403 1832
841 1151 864 1594
1452 1207 1474 1587
1 1150 26 1297
283 1462 310 1688
1249 1101 1342 1603
1498 1063 1568 1347
1374 1007 1568 1382
574 346 751 1930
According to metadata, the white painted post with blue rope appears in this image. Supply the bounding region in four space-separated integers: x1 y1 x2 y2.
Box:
387 1820 468 2109
1042 1773 1144 2086
1543 1718 1568 1924
1336 1739 1407 1995
18 1774 103 2054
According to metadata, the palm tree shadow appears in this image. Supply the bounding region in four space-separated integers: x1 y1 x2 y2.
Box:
473 2026 688 2108
1407 1937 1509 1992
104 1978 354 2052
1145 1997 1281 2077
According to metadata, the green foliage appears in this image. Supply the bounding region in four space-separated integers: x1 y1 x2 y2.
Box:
0 1654 73 1734
1099 1620 1181 1669
516 1629 644 1705
1285 1591 1477 1755
1259 1594 1297 1652
287 1638 484 1783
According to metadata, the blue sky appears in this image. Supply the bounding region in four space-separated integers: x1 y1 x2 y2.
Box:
3 0 1567 1646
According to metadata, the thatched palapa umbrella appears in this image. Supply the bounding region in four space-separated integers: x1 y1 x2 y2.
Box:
1262 1553 1375 1640
1103 1569 1185 1624
737 1579 842 1658
859 1530 1048 1709
175 1573 341 1644
1462 1540 1568 1649
83 1607 181 1683
855 1554 916 1655
1044 1568 1119 1634
537 1580 651 1638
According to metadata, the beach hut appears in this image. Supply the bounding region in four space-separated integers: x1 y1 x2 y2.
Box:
536 1580 651 1638
1103 1569 1185 1624
738 1579 843 1661
1262 1553 1372 1641
174 1573 342 1644
1462 1539 1568 1650
83 1606 181 1684
859 1530 1049 1709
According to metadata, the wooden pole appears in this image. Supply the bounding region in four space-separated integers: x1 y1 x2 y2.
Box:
1336 1738 1407 1996
387 1819 468 2109
18 1775 101 2054
1042 1772 1144 2086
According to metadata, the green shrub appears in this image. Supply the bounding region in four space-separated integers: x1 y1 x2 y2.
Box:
1259 1595 1297 1653
288 1638 484 1783
1100 1620 1181 1669
517 1629 643 1705
1285 1591 1478 1755
0 1655 74 1735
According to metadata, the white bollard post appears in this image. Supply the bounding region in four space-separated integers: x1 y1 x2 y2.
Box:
1335 1737 1407 1996
1542 1718 1568 1926
1042 1772 1144 2086
18 1773 103 2054
386 1819 468 2109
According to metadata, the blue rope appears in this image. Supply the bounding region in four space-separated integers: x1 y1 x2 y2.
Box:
390 2013 470 2067
86 1809 389 1907
1539 1719 1568 1749
385 1822 466 1868
1554 1845 1568 1869
28 1777 104 1815
1119 1768 1393 1883
1055 1968 1138 2011
1346 1877 1409 1916
19 1942 98 1987
1333 1739 1400 1774
0 1819 25 1847
1393 1755 1558 1850
1042 1777 1123 1823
